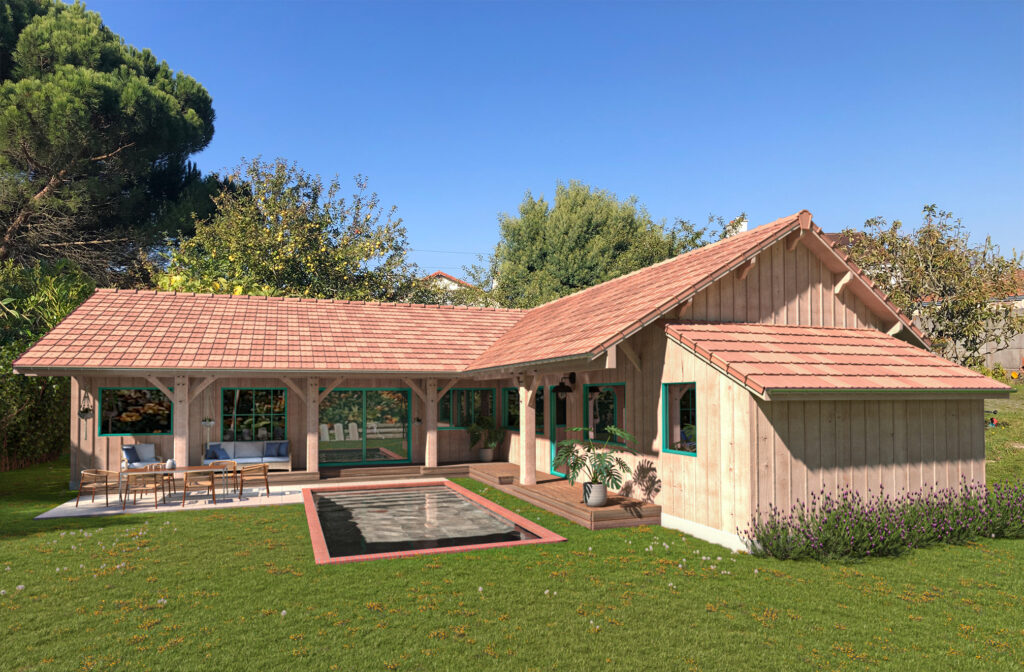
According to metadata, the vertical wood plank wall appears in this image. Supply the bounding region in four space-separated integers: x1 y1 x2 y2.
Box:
751 398 986 514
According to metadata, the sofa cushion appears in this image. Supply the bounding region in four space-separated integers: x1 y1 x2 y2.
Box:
233 457 264 465
213 445 231 460
262 456 290 463
121 446 140 464
265 440 289 457
206 442 222 459
234 442 264 459
134 444 156 461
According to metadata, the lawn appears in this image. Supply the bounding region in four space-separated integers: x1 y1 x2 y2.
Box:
3 420 1024 670
983 381 1024 485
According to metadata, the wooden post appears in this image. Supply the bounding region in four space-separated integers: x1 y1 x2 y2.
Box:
519 375 537 486
173 375 189 466
306 376 319 473
425 377 438 468
70 376 81 489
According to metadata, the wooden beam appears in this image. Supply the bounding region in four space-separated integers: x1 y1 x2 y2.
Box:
306 377 319 472
604 345 617 370
735 258 756 282
518 375 537 486
437 379 457 398
424 377 438 468
403 378 426 403
172 375 189 466
188 376 217 403
618 338 641 372
279 377 306 404
833 271 853 295
887 322 903 336
785 229 804 252
146 376 173 401
318 377 344 405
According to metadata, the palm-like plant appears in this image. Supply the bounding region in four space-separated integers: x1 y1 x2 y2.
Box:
554 426 637 489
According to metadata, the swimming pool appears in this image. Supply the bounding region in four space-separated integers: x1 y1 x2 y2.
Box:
303 481 564 564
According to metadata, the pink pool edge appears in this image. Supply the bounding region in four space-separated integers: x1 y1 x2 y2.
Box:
303 480 566 564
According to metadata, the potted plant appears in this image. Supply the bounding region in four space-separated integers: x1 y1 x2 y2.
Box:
554 426 637 507
468 415 504 462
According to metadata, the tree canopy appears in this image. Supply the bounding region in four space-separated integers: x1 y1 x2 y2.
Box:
472 180 739 309
0 0 218 281
156 158 430 302
844 205 1024 368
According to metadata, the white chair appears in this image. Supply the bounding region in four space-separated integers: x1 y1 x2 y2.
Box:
347 422 360 441
319 424 331 441
333 423 345 441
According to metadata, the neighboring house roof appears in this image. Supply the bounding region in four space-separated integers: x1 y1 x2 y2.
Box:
12 210 934 377
665 322 1010 398
422 271 474 288
13 290 524 374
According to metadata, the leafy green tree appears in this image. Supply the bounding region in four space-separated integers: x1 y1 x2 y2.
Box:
843 205 1024 367
470 181 738 308
157 158 425 301
0 0 217 281
0 259 94 470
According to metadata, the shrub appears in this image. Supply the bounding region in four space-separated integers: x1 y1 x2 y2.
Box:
742 481 1024 561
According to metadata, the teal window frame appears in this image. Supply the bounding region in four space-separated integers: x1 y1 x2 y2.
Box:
501 386 545 434
318 386 413 466
438 387 497 430
220 387 288 442
662 382 697 456
583 382 626 445
98 387 173 436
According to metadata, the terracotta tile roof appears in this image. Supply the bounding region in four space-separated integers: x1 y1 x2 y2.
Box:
13 290 525 374
467 212 807 371
664 322 1010 396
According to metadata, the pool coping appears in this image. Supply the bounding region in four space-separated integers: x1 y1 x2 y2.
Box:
303 479 566 564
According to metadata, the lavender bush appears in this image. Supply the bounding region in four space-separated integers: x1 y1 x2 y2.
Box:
743 480 1024 561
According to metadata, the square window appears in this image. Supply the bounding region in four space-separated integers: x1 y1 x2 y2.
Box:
583 384 626 444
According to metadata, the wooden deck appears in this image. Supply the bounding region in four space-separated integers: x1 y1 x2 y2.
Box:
468 462 661 530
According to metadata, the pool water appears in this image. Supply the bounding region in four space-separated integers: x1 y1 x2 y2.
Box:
314 485 539 558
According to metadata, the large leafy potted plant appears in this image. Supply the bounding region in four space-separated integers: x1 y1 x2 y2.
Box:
467 415 505 462
554 426 637 507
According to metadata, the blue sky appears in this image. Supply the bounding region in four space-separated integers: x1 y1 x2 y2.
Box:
88 0 1023 276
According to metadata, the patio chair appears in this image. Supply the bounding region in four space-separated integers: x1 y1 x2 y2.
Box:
319 424 331 441
123 470 162 510
181 468 220 507
210 460 238 495
76 469 118 507
237 463 270 498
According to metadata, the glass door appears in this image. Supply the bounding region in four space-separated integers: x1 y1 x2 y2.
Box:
549 385 568 478
319 388 411 467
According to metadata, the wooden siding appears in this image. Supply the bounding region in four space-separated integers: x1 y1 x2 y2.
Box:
751 397 986 514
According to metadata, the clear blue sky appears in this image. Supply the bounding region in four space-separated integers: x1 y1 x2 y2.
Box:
87 0 1023 276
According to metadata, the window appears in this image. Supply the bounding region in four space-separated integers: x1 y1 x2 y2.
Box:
98 388 172 436
318 388 411 465
438 388 495 429
501 387 545 433
662 382 697 455
583 383 626 444
222 388 287 441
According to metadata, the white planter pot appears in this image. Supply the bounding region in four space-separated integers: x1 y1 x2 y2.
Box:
583 483 607 507
478 447 495 463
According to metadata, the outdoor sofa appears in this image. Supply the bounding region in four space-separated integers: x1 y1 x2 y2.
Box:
120 443 163 469
203 441 291 470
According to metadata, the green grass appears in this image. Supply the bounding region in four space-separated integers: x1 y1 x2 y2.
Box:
984 382 1024 485
2 456 1024 670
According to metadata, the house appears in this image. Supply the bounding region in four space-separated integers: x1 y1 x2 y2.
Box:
422 271 475 292
14 210 1011 549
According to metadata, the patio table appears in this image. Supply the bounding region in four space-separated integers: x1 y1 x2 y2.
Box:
118 465 233 504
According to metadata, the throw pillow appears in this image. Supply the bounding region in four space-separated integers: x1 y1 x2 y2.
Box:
214 446 231 460
277 440 289 457
122 446 140 464
263 442 277 458
206 443 221 459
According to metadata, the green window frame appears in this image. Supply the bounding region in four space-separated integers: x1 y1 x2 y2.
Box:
583 383 626 445
662 382 697 456
318 387 413 466
501 387 545 434
98 387 173 436
438 387 496 429
221 388 287 441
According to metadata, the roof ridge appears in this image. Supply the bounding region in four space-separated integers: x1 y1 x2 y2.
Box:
668 321 885 333
95 287 527 313
514 212 803 314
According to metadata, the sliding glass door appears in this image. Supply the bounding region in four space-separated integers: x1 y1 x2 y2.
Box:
319 388 411 467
